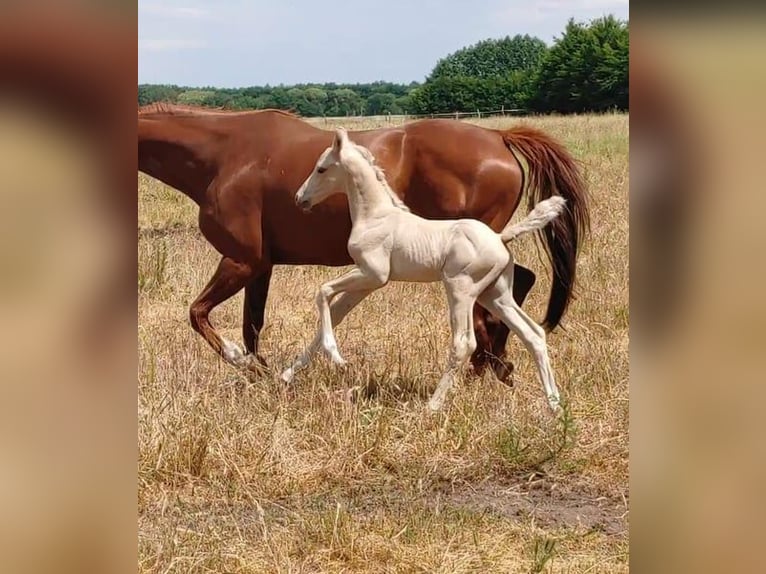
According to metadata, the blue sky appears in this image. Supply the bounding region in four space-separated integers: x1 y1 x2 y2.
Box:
138 0 629 87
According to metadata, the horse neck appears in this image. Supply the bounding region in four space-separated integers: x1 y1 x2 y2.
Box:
344 158 396 224
138 116 223 205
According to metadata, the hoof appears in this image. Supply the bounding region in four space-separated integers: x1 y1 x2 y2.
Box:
491 359 515 387
251 353 269 370
325 344 346 367
331 356 348 368
222 338 249 368
280 368 295 384
243 353 269 375
427 397 444 412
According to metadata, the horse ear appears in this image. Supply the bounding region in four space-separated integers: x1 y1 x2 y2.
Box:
333 128 348 153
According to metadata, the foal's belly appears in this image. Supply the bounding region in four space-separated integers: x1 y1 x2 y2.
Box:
389 244 444 283
385 223 453 283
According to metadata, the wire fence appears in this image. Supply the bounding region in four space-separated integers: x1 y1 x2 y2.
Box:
317 107 530 126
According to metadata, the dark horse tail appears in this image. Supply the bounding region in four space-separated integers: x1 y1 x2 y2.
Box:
501 126 591 332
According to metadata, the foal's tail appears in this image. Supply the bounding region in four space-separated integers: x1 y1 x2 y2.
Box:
500 126 591 332
499 196 567 243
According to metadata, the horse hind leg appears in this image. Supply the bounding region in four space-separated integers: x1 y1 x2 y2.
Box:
242 266 273 370
471 263 536 385
427 283 477 412
478 284 561 412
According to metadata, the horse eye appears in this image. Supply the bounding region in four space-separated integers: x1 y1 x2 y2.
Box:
317 167 326 174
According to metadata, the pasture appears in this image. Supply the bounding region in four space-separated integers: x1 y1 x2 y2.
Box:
138 113 628 573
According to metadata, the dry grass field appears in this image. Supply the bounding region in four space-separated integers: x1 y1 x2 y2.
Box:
138 113 628 573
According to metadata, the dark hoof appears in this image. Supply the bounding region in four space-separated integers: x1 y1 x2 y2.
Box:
491 359 515 387
468 358 489 379
243 354 270 378
464 364 484 383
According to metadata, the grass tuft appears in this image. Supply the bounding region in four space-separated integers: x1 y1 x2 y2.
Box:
139 113 629 573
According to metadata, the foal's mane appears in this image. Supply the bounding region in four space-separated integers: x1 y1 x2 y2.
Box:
138 102 300 118
351 144 411 213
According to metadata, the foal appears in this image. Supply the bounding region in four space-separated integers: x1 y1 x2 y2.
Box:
281 128 567 412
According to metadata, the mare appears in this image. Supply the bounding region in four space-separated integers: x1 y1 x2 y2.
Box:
282 129 566 412
138 103 590 382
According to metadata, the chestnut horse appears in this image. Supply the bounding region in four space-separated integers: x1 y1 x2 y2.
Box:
138 103 590 382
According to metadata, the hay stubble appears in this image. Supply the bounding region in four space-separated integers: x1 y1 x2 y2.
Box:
139 113 628 573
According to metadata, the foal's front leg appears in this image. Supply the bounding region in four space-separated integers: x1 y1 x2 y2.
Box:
316 266 386 363
279 290 372 383
281 266 384 382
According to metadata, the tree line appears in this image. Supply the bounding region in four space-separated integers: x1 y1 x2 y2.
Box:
138 81 417 117
138 16 627 116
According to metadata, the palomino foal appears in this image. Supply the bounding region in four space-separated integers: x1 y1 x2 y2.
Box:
281 128 566 412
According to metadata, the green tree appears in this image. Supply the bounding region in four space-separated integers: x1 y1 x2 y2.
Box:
304 86 329 115
326 88 364 116
429 34 547 81
592 17 629 110
177 89 216 106
410 70 534 114
413 34 547 114
138 84 183 105
533 16 629 113
395 94 413 114
366 92 398 115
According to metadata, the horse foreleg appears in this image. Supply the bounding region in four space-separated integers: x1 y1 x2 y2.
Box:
189 256 257 370
281 267 381 382
469 304 494 377
243 266 273 369
315 268 385 364
280 289 374 383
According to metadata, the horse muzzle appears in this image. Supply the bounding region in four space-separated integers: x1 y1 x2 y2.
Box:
296 197 312 213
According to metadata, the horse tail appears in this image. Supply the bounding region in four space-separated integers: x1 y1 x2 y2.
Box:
499 196 567 243
500 125 591 332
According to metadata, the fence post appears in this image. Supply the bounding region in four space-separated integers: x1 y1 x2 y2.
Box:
477 109 481 119
501 105 505 116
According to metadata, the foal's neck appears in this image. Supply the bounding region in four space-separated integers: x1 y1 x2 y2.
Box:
344 158 397 225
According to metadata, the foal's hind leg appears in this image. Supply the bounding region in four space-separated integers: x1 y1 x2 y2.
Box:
470 264 536 384
478 281 561 412
427 282 477 412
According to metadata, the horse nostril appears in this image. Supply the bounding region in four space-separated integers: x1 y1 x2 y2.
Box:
297 198 311 211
